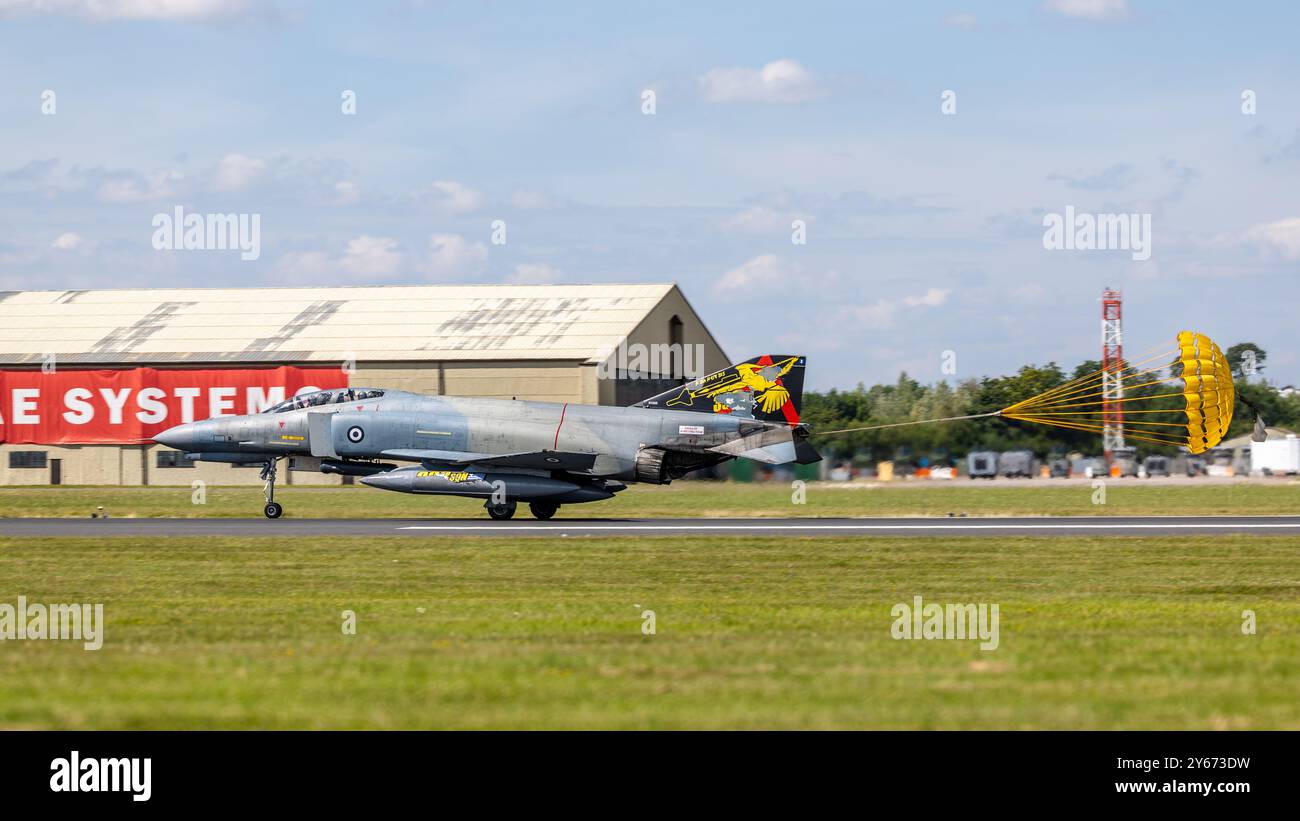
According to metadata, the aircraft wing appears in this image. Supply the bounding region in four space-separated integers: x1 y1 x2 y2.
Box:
379 448 598 471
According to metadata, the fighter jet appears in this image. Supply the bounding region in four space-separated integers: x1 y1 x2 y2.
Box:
152 354 820 519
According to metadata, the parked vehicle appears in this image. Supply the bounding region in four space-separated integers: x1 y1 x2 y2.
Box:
967 451 998 479
1252 435 1300 475
1142 455 1170 477
1072 456 1105 477
998 450 1035 478
1048 458 1071 478
1112 446 1139 477
1207 446 1236 477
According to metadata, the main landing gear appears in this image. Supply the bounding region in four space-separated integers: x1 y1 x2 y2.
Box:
528 502 560 520
480 501 556 519
483 501 562 520
261 458 283 519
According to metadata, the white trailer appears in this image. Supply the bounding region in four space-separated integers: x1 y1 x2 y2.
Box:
1251 435 1300 475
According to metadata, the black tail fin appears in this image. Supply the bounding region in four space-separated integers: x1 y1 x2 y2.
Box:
633 355 807 424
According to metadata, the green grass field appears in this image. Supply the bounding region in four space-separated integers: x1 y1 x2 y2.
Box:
1 479 1297 519
1 533 1296 729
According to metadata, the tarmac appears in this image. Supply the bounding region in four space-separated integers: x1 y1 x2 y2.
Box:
3 516 1300 538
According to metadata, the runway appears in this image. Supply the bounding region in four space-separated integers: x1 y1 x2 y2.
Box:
3 516 1300 538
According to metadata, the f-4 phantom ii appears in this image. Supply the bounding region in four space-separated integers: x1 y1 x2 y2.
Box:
152 354 821 520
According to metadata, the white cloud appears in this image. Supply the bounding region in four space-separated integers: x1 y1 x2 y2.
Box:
271 236 403 281
272 250 333 280
1244 217 1300 260
426 233 487 277
339 235 402 277
329 180 360 205
5 155 355 204
699 59 820 104
714 254 787 294
902 287 951 307
1009 282 1050 303
0 0 251 20
50 232 83 250
849 299 898 325
846 287 952 326
511 189 550 209
211 153 266 192
507 263 561 284
1043 0 1128 21
721 205 787 234
96 170 181 203
426 180 484 214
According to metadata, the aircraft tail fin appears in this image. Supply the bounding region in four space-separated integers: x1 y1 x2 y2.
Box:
633 355 807 424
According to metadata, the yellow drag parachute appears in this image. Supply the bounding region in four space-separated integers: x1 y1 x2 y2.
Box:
1001 330 1238 453
815 331 1259 453
1176 331 1235 454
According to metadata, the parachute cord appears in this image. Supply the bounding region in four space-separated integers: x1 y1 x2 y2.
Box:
1238 393 1269 442
813 410 1001 437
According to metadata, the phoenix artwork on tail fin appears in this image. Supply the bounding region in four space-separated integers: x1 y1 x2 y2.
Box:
633 354 806 424
152 354 819 521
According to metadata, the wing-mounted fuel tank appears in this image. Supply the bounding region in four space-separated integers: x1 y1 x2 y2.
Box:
360 466 622 503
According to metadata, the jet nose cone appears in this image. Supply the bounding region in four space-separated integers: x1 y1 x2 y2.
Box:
154 422 197 450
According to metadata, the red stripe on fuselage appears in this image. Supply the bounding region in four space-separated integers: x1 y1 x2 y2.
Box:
554 402 568 449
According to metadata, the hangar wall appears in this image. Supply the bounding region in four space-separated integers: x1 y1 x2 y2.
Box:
0 283 726 487
605 285 730 405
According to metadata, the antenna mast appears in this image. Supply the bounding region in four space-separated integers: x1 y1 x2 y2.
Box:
1101 288 1125 460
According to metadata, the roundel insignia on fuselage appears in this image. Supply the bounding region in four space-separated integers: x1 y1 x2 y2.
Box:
347 425 365 443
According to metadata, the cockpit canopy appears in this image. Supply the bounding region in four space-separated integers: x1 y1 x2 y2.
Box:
264 388 385 413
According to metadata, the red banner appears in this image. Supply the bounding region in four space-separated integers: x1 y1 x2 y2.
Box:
0 367 349 445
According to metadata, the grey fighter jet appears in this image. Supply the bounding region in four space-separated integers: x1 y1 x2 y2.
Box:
153 354 820 520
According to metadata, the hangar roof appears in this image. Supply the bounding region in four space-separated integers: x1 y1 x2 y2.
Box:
0 283 702 366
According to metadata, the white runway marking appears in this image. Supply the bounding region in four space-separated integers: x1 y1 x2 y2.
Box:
399 522 1300 532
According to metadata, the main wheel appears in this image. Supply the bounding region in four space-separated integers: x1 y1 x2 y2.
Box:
486 502 517 520
264 502 283 519
529 502 560 520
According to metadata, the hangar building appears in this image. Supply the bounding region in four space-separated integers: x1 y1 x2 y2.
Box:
0 284 726 486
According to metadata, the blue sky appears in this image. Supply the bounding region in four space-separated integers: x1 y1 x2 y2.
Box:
2 0 1298 390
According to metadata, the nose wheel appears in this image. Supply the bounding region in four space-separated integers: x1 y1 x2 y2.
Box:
485 501 517 520
260 458 284 519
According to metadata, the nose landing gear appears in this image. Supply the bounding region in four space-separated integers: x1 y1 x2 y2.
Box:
485 501 517 520
261 458 284 519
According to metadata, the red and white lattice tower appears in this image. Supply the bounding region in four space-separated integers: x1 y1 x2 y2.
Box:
1101 288 1125 459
